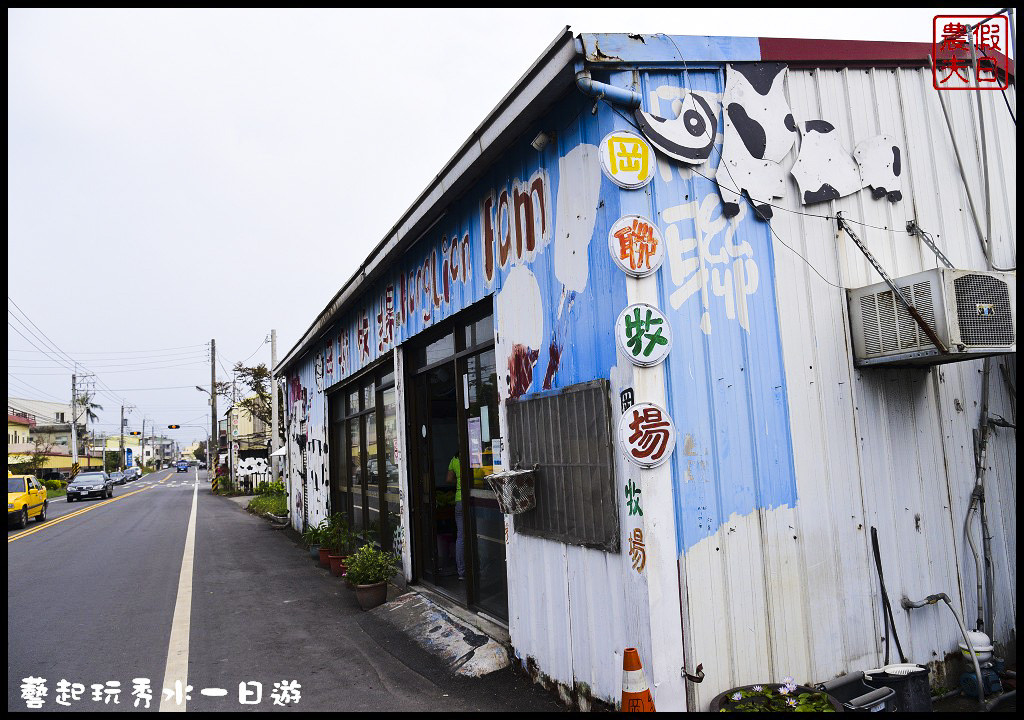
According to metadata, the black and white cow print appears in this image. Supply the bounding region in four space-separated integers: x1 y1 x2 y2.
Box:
634 90 719 165
790 120 863 205
854 135 903 202
716 62 799 221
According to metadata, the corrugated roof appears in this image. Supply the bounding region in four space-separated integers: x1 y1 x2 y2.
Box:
275 29 1014 375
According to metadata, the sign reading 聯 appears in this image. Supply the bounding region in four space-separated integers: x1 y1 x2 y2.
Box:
600 131 657 189
618 401 676 469
608 215 664 277
616 303 672 367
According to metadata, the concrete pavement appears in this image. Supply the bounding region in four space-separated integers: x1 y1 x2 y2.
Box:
8 468 563 712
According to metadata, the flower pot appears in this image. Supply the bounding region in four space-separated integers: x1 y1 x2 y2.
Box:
318 547 332 568
308 544 320 560
709 684 844 712
354 581 388 610
329 554 347 577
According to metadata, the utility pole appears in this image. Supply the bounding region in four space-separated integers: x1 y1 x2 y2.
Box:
271 328 279 482
211 338 218 485
70 374 79 477
230 371 237 491
119 404 125 471
141 418 146 469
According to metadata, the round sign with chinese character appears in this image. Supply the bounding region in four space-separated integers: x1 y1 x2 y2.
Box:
599 130 657 189
615 303 672 367
618 401 676 468
608 215 664 277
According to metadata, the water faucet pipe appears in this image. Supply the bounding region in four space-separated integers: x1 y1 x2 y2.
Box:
901 593 985 708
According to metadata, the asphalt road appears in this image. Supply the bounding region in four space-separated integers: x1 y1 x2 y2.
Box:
8 469 563 712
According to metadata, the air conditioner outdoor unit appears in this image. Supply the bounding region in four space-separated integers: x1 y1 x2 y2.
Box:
848 268 1016 367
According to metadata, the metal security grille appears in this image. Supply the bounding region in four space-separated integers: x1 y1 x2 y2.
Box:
861 281 937 354
506 379 619 551
954 274 1014 346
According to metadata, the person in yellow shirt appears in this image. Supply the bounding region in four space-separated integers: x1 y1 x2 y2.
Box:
446 454 465 580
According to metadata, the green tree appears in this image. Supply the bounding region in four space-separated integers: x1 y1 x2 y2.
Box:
217 362 284 444
104 450 121 473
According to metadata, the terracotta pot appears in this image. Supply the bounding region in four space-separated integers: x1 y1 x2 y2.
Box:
354 581 388 610
328 554 347 577
309 544 320 560
318 547 332 568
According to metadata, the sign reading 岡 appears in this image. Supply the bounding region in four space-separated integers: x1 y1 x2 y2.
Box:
600 131 657 189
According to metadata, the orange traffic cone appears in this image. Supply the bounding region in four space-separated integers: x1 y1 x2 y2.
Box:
621 647 656 712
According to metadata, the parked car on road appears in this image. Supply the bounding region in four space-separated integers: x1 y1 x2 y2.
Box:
123 467 142 482
66 472 113 502
8 474 48 528
109 472 126 486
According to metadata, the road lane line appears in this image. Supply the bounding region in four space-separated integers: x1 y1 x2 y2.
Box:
159 477 199 712
7 486 154 543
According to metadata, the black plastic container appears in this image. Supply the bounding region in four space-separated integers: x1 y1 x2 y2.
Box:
817 672 896 712
863 666 932 712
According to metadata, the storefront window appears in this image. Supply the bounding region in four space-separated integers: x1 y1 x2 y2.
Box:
348 418 363 533
329 363 396 549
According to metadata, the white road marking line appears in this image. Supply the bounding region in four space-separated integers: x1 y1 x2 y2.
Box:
158 476 199 712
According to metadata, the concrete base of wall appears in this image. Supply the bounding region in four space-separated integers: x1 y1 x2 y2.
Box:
370 590 510 678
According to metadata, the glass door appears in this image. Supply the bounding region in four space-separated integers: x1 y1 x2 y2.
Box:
410 359 466 603
461 348 506 620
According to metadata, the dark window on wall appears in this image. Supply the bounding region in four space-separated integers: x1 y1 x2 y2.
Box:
507 379 619 552
327 362 397 551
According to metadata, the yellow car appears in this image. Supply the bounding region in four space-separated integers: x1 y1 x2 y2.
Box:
8 474 48 528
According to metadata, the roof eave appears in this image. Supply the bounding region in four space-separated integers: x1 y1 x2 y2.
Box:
275 26 579 376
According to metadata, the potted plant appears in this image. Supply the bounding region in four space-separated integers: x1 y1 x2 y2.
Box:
344 544 398 610
710 677 842 712
324 513 352 578
301 522 322 560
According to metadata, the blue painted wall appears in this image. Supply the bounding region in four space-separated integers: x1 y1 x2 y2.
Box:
286 50 798 560
631 66 798 555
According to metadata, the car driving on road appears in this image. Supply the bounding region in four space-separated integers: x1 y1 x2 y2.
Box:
66 472 114 502
8 474 48 528
176 460 189 473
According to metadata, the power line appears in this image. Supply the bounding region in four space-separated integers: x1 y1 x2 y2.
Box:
8 355 209 369
7 343 208 355
12 362 209 375
6 374 66 402
8 349 210 364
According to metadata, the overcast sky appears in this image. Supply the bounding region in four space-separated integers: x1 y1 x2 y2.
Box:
8 7 993 444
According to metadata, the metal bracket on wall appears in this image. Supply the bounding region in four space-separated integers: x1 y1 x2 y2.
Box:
681 662 705 684
837 212 949 354
906 220 955 269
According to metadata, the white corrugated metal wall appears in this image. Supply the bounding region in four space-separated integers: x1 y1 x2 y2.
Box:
680 65 1015 709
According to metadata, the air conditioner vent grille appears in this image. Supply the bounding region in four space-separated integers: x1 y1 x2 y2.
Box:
862 282 937 354
953 274 1014 346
